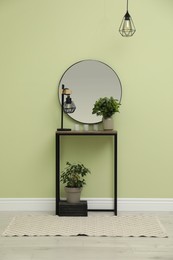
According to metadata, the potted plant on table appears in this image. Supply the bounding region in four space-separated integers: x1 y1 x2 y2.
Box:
60 161 91 203
92 97 121 130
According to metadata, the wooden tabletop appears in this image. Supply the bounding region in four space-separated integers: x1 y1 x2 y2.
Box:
56 130 117 135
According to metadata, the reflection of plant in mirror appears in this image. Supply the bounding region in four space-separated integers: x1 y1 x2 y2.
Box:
92 97 121 119
60 162 91 188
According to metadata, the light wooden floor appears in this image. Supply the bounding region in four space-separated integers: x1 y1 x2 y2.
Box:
0 211 173 260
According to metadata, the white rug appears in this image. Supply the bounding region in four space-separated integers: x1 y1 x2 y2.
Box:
2 215 167 238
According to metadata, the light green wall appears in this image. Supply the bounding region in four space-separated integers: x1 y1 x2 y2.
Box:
0 0 173 198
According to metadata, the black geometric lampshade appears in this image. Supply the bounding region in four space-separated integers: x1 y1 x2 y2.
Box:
119 0 136 37
63 95 76 113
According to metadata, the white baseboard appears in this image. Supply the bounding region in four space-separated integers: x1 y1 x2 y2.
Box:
0 198 173 212
0 198 55 212
117 198 173 212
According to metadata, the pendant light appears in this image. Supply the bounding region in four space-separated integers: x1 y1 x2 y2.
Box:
119 0 136 37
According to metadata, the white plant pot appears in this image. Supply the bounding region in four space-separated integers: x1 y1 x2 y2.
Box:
65 187 82 203
103 117 113 130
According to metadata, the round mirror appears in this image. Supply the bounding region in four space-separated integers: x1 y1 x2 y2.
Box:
58 60 122 124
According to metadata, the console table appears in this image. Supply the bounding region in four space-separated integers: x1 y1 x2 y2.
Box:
55 130 117 215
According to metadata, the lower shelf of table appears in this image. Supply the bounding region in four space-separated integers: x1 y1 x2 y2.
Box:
58 200 88 216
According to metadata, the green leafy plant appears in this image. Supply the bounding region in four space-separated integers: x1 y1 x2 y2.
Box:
60 162 91 188
92 97 121 119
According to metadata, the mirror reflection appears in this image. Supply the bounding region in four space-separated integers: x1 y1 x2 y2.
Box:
58 60 122 124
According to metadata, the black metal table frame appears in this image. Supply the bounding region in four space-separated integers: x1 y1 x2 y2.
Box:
56 131 117 215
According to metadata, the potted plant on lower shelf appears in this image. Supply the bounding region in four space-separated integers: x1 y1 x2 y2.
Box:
92 96 121 130
60 161 91 203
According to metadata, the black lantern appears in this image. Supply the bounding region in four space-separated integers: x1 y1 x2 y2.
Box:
57 84 76 131
119 0 136 37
